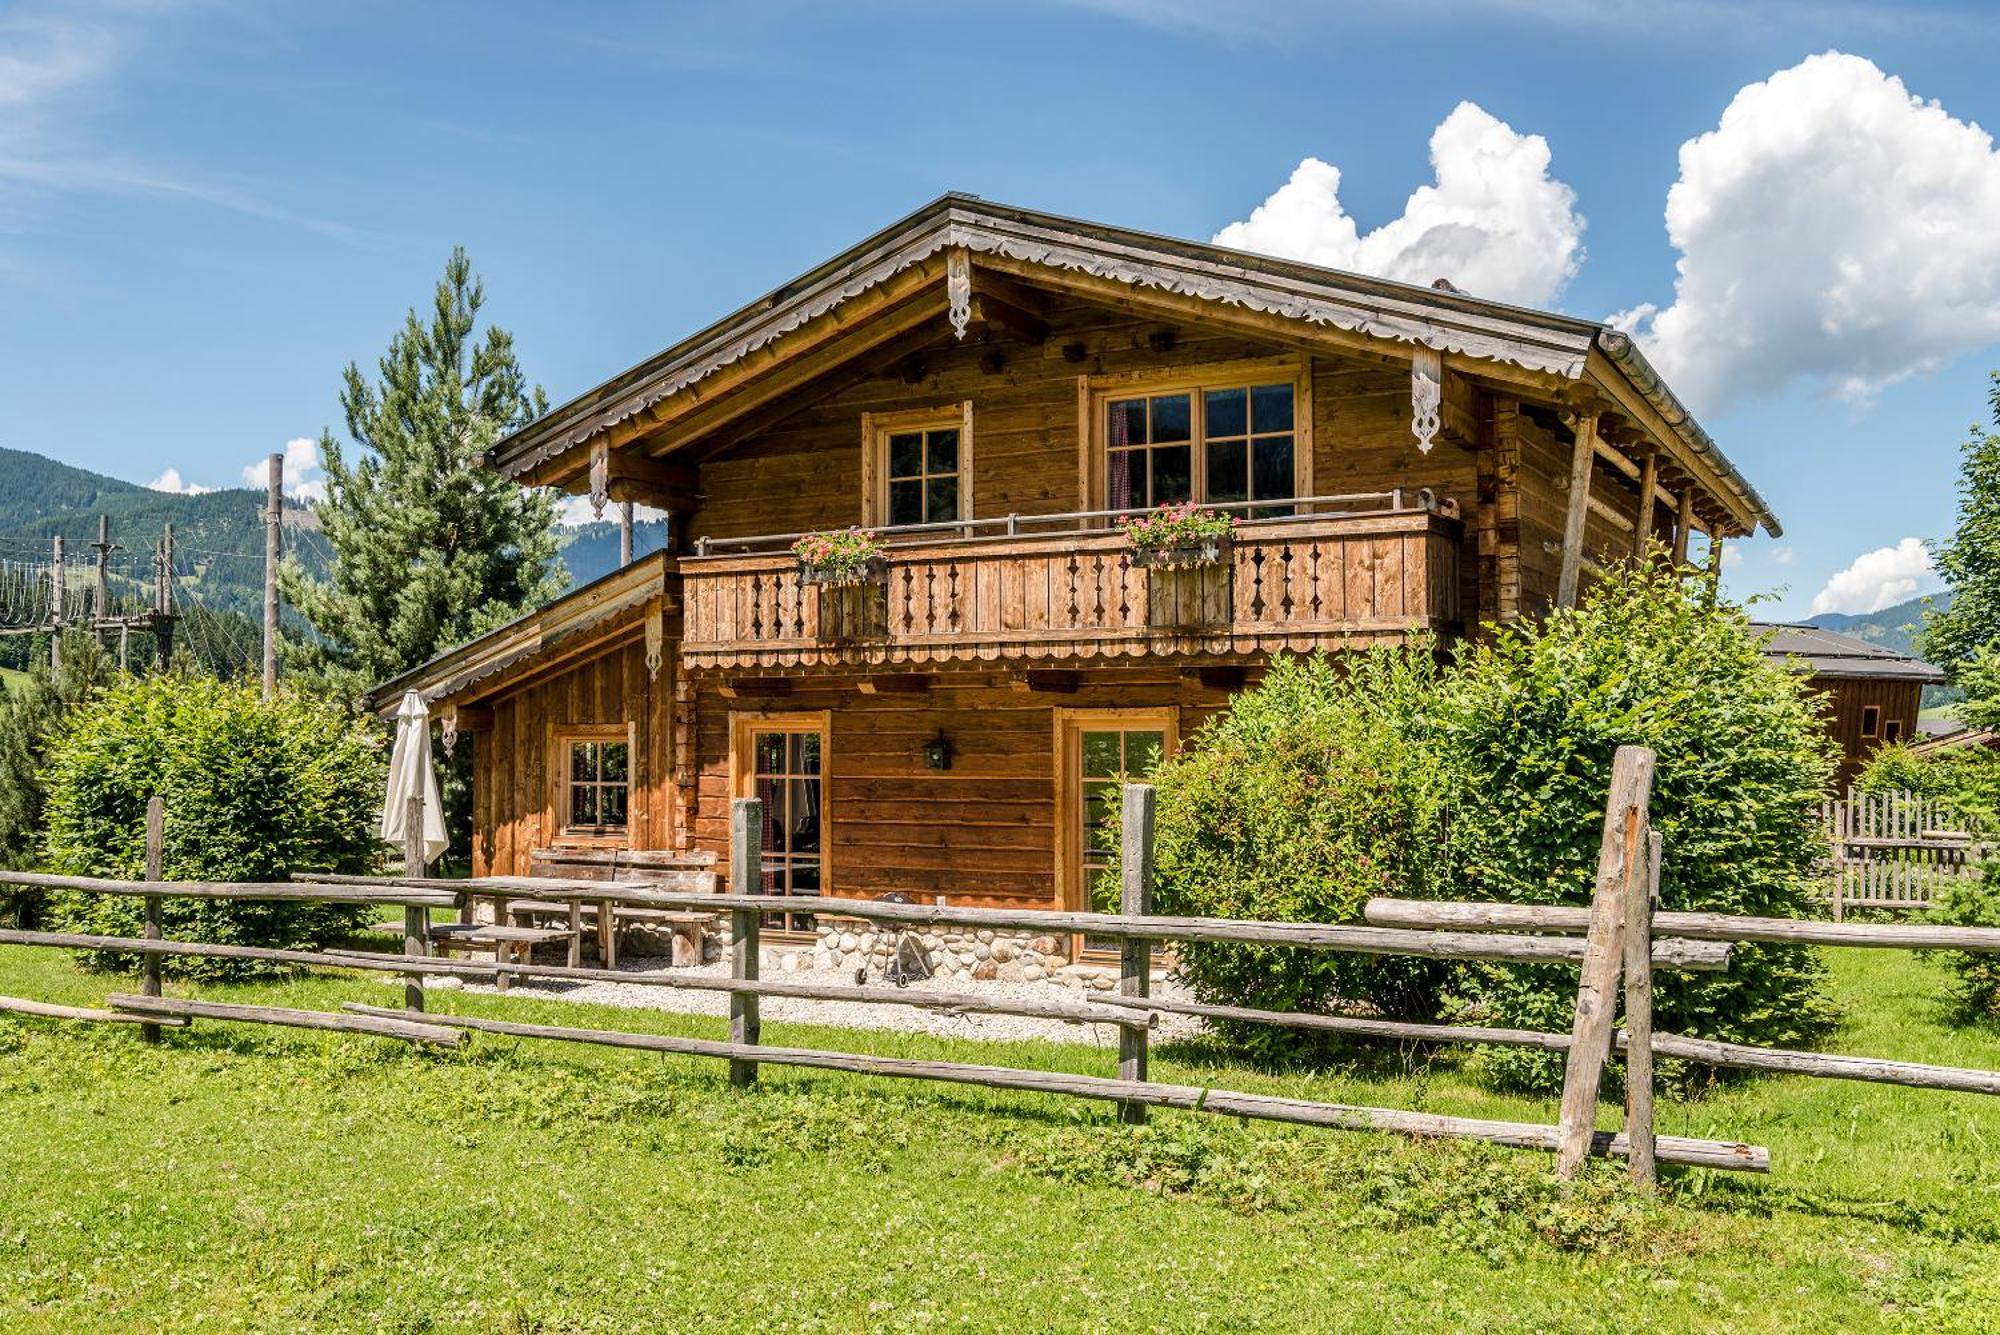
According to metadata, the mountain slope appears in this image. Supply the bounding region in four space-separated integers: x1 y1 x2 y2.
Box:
1802 591 1950 660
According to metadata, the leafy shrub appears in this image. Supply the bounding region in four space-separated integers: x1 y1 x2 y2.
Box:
1931 869 2000 1022
1858 742 2000 834
42 674 387 978
1147 651 1457 1057
0 633 113 924
1440 562 1841 1089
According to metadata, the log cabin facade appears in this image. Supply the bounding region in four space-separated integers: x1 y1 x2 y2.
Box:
365 195 1780 946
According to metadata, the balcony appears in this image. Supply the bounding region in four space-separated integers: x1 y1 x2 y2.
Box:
677 494 1463 673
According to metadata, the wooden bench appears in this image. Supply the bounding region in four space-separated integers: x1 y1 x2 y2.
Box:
458 924 578 991
609 908 718 967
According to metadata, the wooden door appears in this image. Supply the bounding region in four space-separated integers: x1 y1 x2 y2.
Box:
1055 708 1177 955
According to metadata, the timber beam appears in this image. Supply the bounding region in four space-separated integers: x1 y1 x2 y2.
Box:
857 675 932 695
716 679 792 700
1011 669 1080 694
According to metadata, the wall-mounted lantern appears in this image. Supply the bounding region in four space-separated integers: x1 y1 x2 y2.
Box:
922 729 954 771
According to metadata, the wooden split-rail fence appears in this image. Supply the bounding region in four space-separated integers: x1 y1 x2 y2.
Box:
5 753 2000 1185
1819 787 1989 919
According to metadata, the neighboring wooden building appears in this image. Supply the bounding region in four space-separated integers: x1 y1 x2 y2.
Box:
366 195 1780 956
1753 622 1944 787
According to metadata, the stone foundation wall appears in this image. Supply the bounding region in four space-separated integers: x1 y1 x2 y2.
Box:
788 921 1120 991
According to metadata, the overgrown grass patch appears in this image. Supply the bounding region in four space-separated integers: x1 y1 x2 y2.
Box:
1 945 1998 1330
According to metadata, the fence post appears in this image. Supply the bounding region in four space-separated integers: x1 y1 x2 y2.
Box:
1556 744 1655 1179
729 797 762 1088
1622 827 1662 1186
401 792 428 1014
140 795 165 1046
1116 782 1155 1124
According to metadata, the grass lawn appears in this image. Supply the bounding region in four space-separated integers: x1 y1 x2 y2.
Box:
1 945 1998 1332
0 667 31 695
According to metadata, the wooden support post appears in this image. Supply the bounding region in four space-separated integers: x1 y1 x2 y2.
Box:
140 795 164 1045
1556 744 1655 1179
401 792 428 1014
619 500 634 567
567 898 583 969
1623 828 1662 1185
1671 489 1693 567
729 797 762 1088
1556 413 1598 608
1117 782 1155 1124
263 451 282 698
1632 452 1658 561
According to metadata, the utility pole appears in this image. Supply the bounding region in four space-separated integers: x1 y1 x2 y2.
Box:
49 534 63 671
156 523 174 670
92 515 113 625
263 452 282 697
619 500 634 567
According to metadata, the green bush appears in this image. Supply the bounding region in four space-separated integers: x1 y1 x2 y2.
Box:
42 674 388 978
1858 742 2000 834
1147 651 1457 1058
1440 562 1842 1089
1931 868 2000 1022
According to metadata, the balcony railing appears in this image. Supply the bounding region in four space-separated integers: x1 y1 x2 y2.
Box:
678 495 1462 672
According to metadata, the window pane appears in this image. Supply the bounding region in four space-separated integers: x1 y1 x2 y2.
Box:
600 785 628 828
755 774 785 852
1252 383 1294 434
1110 448 1144 513
888 480 924 526
755 733 784 775
791 860 822 896
1205 386 1247 440
1125 731 1166 775
1152 444 1192 504
926 429 958 473
570 741 597 780
888 433 924 477
926 476 960 522
601 741 629 783
1253 437 1295 500
797 731 823 774
570 784 598 827
788 778 821 852
1150 393 1191 443
1108 398 1147 447
1081 731 1122 777
1206 439 1248 503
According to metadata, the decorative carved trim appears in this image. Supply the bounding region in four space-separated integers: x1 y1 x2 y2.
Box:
1410 347 1442 455
440 706 458 758
495 208 1596 480
588 440 610 519
946 248 972 341
644 600 664 681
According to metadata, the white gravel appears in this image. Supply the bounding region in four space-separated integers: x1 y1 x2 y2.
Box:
412 958 1208 1046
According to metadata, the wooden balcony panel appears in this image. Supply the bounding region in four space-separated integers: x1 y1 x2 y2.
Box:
679 512 1461 671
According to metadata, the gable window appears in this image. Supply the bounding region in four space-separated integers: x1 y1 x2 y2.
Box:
864 404 974 529
1091 360 1310 518
1861 705 1881 739
562 730 630 836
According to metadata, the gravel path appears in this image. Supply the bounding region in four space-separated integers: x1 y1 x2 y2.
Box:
410 959 1208 1046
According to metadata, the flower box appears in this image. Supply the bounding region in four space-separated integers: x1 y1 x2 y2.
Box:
798 556 887 587
792 529 887 587
1130 538 1229 569
1121 502 1237 571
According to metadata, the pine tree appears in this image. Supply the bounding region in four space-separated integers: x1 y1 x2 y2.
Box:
1920 372 2000 680
280 248 563 703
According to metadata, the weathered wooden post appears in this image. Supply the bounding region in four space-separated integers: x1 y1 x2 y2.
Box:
1116 782 1155 1124
1556 744 1655 1179
1622 827 1663 1186
401 792 428 1014
729 796 762 1088
140 795 165 1045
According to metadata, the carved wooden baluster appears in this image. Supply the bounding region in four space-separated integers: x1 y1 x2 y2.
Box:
1116 554 1132 625
1064 552 1081 629
749 571 765 640
790 569 806 638
899 565 914 635
1249 547 1267 620
1279 544 1297 619
1307 544 1323 620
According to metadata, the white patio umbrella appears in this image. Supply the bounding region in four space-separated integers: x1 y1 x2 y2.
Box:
381 690 448 870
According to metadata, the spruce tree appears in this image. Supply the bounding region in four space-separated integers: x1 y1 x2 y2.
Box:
1920 372 2000 680
281 248 563 703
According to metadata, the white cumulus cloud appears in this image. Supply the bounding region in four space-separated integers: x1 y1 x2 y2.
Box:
1810 537 1935 615
555 494 668 527
243 437 327 504
145 467 212 496
1212 102 1585 307
1614 52 2000 413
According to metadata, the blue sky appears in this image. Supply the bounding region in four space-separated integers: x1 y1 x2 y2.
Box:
4 1 2000 618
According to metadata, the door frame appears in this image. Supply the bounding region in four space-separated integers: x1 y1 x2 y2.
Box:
728 710 832 934
1053 707 1179 954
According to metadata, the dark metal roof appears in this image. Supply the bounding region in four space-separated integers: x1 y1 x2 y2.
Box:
1750 622 1946 684
486 192 1779 537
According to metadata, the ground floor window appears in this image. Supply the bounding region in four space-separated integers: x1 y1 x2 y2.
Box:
732 712 829 933
558 726 631 838
1056 708 1177 955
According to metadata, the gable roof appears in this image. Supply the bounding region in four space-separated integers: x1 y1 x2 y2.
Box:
488 193 1780 537
1750 622 1946 684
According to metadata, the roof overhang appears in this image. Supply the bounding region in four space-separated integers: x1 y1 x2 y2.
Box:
489 193 1779 538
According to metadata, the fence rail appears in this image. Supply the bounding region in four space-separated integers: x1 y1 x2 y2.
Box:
4 753 2000 1186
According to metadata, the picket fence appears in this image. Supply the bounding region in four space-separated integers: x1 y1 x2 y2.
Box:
1820 788 1986 919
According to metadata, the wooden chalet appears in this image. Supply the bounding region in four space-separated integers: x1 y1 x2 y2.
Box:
1753 622 1945 787
365 195 1780 955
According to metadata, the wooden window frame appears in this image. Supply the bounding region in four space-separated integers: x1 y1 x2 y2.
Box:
1861 705 1881 739
1884 718 1903 745
860 402 974 529
729 710 833 936
1076 356 1313 516
551 723 636 847
1054 708 1179 959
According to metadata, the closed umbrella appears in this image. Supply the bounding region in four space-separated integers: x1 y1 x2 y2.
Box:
382 690 448 871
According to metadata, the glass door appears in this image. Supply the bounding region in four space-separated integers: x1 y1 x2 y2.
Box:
1059 711 1176 957
736 718 826 933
